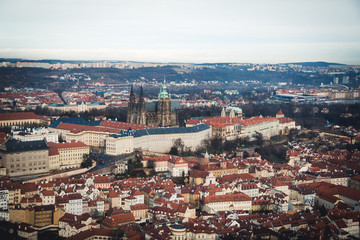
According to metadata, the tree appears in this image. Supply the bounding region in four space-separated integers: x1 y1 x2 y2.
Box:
169 138 184 155
81 154 92 168
253 132 264 147
169 146 179 156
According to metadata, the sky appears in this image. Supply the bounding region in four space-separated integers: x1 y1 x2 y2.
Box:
0 0 359 64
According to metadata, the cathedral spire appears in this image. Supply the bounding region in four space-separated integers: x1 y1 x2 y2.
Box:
139 85 144 99
158 77 170 99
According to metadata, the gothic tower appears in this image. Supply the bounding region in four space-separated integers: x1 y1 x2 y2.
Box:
127 85 136 123
157 79 172 127
137 86 146 125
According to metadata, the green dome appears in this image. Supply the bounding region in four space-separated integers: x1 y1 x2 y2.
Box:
158 78 171 99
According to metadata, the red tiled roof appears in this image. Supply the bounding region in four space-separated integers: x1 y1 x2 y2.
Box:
48 140 88 149
0 112 50 122
41 189 54 196
204 193 251 204
0 132 8 144
278 117 294 123
66 228 116 240
130 204 149 211
189 170 208 178
240 117 278 127
48 148 59 156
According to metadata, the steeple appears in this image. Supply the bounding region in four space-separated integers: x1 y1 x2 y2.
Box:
127 85 136 123
137 86 146 124
139 85 144 101
158 78 170 99
229 108 235 118
221 107 226 117
276 109 284 118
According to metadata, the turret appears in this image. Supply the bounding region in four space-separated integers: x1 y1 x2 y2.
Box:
137 86 146 125
127 85 136 123
221 107 226 117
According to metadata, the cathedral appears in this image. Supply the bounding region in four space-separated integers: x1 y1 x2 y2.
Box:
127 80 180 127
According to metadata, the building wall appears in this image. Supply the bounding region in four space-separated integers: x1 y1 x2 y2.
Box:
106 127 211 155
12 128 58 143
66 131 111 147
351 179 360 191
35 209 53 227
240 119 279 140
0 189 8 210
1 149 49 177
203 200 252 214
106 136 133 155
0 118 49 127
49 154 60 170
48 103 106 113
57 146 90 169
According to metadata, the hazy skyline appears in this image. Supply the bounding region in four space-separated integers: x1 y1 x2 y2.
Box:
0 0 360 64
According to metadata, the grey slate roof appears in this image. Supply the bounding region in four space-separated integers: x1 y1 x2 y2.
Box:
2 139 49 153
144 100 181 112
111 124 210 139
133 124 210 138
49 117 101 128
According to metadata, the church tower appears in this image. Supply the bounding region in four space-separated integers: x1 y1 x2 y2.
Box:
127 85 136 123
157 79 172 127
221 107 226 117
137 86 146 125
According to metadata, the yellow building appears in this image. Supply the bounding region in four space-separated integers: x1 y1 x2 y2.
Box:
0 139 50 177
53 207 65 226
251 199 273 212
48 140 90 169
130 204 149 221
199 160 238 178
9 207 34 225
34 205 54 227
0 112 50 127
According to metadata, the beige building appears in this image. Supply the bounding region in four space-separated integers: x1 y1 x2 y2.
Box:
106 124 211 155
130 204 149 221
48 101 106 113
276 110 301 134
51 122 117 148
48 141 90 169
0 112 50 128
0 139 49 177
48 148 60 170
203 193 252 214
239 116 280 140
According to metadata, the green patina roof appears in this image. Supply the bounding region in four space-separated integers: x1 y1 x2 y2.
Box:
158 78 171 99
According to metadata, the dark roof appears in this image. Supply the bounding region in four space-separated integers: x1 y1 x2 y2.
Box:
145 100 181 112
49 117 101 128
132 124 210 138
2 139 49 153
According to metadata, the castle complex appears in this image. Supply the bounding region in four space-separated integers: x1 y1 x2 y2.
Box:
127 80 179 127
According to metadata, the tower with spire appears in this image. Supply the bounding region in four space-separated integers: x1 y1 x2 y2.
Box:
137 86 146 125
127 85 136 123
126 79 178 127
157 78 174 127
